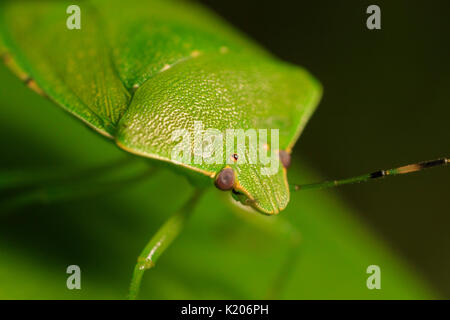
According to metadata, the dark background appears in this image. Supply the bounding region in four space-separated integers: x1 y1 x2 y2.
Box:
200 0 450 296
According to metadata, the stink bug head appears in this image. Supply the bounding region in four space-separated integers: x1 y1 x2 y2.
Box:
227 162 290 215
215 146 292 215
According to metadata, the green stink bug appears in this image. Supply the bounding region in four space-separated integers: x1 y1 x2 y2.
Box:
0 0 447 299
0 0 323 216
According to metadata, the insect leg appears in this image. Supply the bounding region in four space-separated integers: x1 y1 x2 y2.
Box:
128 189 204 300
1 52 46 97
265 219 301 299
231 208 301 299
293 157 448 191
0 158 153 212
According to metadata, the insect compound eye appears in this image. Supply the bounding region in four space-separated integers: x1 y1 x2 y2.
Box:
279 150 291 169
215 167 235 191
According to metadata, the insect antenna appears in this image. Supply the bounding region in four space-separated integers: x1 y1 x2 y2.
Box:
291 157 448 191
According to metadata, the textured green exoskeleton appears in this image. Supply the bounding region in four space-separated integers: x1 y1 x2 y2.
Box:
0 0 322 215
